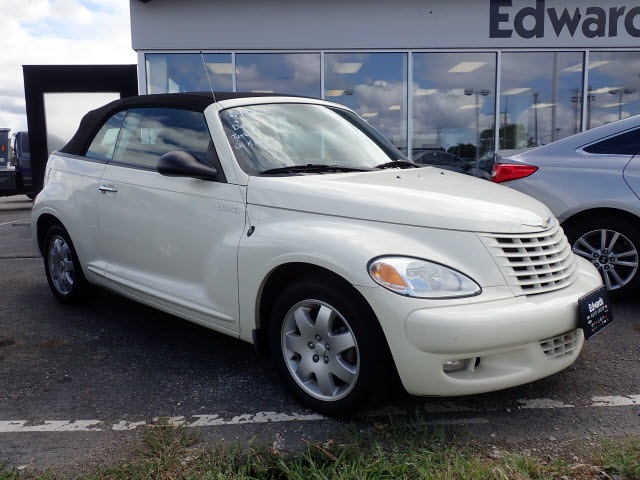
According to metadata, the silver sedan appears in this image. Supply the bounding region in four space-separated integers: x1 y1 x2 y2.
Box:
493 115 640 298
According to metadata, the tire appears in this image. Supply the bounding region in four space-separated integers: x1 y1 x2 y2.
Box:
43 225 96 304
564 215 640 298
268 275 390 417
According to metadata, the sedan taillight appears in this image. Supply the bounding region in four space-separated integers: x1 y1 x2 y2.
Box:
491 163 538 183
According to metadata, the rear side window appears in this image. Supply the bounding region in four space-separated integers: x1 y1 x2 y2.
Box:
86 112 126 161
113 108 212 169
583 128 640 155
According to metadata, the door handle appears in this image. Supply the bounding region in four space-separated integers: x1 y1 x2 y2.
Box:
98 184 118 193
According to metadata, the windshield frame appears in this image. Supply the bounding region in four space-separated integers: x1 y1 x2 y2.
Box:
217 102 409 176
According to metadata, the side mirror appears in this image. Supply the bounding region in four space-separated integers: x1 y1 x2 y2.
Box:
157 151 217 180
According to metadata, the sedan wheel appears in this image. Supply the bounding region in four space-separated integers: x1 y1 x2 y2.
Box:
565 218 640 298
269 275 390 417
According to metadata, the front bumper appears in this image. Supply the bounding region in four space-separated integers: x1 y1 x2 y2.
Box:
358 256 603 397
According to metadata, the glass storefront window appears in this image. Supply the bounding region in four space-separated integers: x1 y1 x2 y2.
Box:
500 52 583 149
586 52 640 129
325 53 408 154
412 53 496 168
235 53 320 97
146 53 233 94
144 49 640 161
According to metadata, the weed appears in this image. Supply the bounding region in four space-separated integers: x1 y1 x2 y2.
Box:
3 417 640 479
597 438 640 480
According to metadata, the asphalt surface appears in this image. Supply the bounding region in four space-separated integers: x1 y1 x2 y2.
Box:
0 194 639 473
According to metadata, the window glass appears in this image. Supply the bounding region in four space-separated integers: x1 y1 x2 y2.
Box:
19 134 29 157
325 53 407 154
113 108 212 169
219 104 401 175
235 53 320 97
414 151 463 168
86 111 126 161
583 128 640 155
146 53 233 93
412 52 495 169
500 52 583 149
586 52 640 129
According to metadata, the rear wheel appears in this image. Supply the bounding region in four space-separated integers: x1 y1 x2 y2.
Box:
564 216 640 298
43 225 96 304
268 275 389 417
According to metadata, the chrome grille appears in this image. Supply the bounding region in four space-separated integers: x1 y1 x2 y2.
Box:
479 218 578 296
540 329 580 359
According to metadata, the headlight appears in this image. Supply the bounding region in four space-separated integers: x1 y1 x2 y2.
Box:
368 256 481 299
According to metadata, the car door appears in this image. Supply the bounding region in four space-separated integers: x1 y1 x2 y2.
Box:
97 107 245 333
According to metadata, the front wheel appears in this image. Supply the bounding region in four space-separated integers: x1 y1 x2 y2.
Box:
43 225 96 304
564 216 640 298
268 276 390 417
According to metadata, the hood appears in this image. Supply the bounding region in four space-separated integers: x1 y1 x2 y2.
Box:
247 167 554 234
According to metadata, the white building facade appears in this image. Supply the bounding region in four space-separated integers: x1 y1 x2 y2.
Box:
130 0 640 161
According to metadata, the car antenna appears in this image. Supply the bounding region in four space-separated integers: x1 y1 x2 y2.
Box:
200 51 216 102
200 51 255 234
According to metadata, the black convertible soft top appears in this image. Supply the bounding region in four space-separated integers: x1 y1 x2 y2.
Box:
59 91 294 156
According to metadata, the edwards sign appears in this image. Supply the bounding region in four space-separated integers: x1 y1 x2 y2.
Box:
490 0 640 40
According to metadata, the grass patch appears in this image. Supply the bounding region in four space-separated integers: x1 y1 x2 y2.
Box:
2 418 639 479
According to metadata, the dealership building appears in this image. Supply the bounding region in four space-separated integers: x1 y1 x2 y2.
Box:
128 0 640 162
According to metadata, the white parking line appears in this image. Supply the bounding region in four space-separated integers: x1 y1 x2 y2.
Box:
591 395 640 407
517 398 574 409
0 420 102 432
0 395 637 433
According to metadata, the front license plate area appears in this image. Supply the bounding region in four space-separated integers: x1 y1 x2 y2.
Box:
578 286 614 339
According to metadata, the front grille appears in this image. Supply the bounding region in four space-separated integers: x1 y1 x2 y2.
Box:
540 329 580 359
479 218 578 296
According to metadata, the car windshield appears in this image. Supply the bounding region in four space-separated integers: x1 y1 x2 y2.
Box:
219 103 407 175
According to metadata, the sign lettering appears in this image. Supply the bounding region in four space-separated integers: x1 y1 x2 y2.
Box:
490 1 640 39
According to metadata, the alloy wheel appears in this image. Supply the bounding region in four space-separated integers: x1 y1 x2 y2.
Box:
571 228 639 291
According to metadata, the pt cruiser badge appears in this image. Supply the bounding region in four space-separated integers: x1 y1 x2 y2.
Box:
522 216 551 229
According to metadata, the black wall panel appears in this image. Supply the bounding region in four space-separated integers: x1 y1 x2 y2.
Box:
23 65 138 194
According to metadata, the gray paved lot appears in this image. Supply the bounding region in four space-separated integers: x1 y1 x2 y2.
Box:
0 194 639 472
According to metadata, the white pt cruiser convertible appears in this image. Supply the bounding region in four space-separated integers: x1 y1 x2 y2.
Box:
32 93 611 416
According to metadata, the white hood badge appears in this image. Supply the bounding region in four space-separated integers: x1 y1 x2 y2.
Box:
522 216 551 229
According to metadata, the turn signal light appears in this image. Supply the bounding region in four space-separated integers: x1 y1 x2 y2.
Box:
369 261 408 291
491 163 538 183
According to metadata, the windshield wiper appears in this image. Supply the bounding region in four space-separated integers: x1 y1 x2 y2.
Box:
260 164 370 175
375 160 419 170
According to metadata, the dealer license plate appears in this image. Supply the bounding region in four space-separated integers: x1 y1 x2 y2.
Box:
578 286 614 339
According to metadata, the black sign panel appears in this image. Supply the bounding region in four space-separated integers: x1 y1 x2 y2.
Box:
578 286 614 339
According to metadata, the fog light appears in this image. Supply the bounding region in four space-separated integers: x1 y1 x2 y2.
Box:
443 359 469 373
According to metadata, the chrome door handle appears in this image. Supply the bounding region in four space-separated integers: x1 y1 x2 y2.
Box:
98 184 118 193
